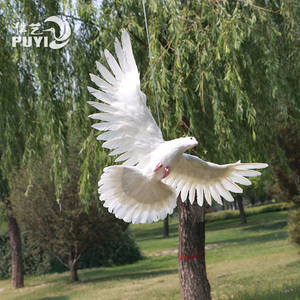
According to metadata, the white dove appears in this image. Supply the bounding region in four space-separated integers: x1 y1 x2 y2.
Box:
88 29 268 224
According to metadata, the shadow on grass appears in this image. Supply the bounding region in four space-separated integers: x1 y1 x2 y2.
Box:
242 220 287 232
132 222 178 242
207 230 288 246
286 259 300 270
231 283 300 300
80 268 178 285
206 217 287 233
37 297 70 300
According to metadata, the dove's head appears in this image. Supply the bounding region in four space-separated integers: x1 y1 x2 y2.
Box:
175 136 198 152
184 136 198 149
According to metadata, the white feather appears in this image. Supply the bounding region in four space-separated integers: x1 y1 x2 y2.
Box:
96 61 118 85
167 154 267 207
114 37 126 72
181 184 189 202
98 166 177 224
188 183 196 204
89 74 114 93
197 186 204 206
104 49 123 81
204 187 212 205
93 113 115 123
87 87 112 104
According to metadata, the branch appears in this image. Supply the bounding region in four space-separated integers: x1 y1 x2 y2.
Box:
129 31 147 47
238 0 280 14
58 14 101 30
56 256 69 268
141 39 173 83
114 1 122 19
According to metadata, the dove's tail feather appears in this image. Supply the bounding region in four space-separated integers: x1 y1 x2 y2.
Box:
99 166 177 224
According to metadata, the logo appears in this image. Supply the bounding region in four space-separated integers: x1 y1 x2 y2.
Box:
12 16 71 49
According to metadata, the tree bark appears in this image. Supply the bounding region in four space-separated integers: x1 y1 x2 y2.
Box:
178 196 211 300
236 194 247 224
8 215 24 288
249 195 256 206
68 253 79 282
69 263 79 282
163 215 169 237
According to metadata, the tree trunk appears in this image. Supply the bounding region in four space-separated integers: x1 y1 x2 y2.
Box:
178 196 211 300
8 215 24 288
236 194 247 224
69 263 79 282
163 215 169 237
249 195 256 206
68 253 79 282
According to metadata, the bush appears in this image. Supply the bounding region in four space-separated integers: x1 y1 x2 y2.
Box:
50 231 142 273
205 203 291 223
0 229 142 279
287 207 300 252
0 232 11 279
0 231 50 279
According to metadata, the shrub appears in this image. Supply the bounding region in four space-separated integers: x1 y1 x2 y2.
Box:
205 203 291 223
287 207 300 252
0 229 142 279
0 231 50 279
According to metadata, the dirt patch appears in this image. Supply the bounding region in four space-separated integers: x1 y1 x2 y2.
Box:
150 243 235 257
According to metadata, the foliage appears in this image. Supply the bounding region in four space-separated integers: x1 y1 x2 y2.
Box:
0 0 298 211
9 143 141 280
0 232 11 279
0 229 142 280
0 231 50 279
205 202 291 223
267 110 300 248
49 231 142 273
287 208 300 252
269 112 300 206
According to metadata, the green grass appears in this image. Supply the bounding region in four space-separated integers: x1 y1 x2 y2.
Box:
0 207 299 300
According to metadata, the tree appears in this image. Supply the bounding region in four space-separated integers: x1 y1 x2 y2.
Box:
79 1 298 298
10 145 129 282
0 5 40 287
163 215 169 238
269 110 300 249
235 194 247 225
0 0 101 287
178 197 211 299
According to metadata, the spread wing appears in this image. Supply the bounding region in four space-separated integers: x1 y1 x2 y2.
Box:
164 153 268 206
88 29 164 166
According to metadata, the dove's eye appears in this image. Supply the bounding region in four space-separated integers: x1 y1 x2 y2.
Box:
190 137 193 140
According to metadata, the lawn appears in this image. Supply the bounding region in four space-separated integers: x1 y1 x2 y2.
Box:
0 207 299 300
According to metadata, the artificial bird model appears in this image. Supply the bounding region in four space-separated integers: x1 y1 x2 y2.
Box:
88 29 268 224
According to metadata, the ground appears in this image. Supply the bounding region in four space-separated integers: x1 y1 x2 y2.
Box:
0 206 299 300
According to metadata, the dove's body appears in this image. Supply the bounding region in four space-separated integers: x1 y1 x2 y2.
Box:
140 137 198 179
88 30 268 223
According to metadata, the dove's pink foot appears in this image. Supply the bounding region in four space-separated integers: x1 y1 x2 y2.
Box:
162 167 170 179
154 162 163 172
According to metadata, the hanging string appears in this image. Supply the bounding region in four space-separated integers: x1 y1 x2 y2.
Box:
142 0 161 129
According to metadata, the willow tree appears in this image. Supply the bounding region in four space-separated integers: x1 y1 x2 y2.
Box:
1 0 298 297
0 0 117 288
0 3 41 287
0 0 88 288
79 0 298 298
